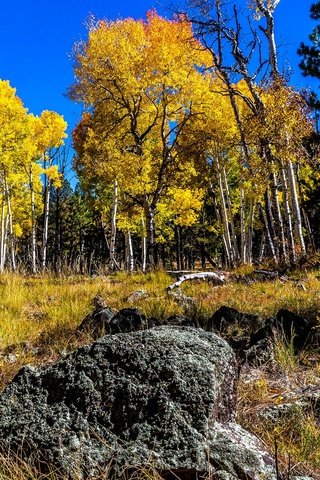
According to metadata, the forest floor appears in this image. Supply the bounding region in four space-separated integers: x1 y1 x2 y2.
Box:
0 268 319 479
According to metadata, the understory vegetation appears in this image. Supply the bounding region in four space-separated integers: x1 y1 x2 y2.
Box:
0 270 319 478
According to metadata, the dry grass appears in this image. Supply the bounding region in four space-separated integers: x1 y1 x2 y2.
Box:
237 338 320 478
1 269 320 388
0 269 319 478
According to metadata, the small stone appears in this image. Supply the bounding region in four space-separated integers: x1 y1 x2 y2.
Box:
5 353 17 364
126 290 149 302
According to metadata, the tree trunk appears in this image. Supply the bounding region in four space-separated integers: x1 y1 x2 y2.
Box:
109 179 118 270
270 169 287 262
258 232 266 263
144 196 156 268
54 186 61 273
0 214 9 273
240 187 246 263
259 201 277 263
4 177 16 272
222 165 239 261
125 230 134 272
42 178 51 270
29 169 37 274
0 192 6 272
280 166 296 263
213 196 230 267
246 196 254 265
216 157 234 266
287 161 306 256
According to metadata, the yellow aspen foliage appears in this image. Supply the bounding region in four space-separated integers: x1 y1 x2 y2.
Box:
71 12 210 238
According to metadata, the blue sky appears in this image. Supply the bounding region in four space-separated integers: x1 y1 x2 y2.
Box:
0 0 318 163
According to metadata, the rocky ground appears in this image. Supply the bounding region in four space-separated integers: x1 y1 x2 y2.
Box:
0 271 319 479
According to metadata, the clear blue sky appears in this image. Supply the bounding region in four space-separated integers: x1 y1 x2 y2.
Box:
0 0 318 165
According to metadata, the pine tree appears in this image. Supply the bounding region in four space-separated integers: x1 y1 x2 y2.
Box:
298 2 320 79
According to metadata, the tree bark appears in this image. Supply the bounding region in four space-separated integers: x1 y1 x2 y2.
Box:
240 187 246 263
42 177 51 270
29 169 37 274
270 168 287 262
222 165 239 261
287 161 306 256
109 179 118 270
144 196 156 268
280 165 296 263
216 157 234 266
125 230 134 272
4 177 16 272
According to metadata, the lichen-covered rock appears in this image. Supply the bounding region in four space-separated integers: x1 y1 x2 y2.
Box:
0 327 279 479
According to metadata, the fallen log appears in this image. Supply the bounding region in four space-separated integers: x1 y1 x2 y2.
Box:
167 272 226 291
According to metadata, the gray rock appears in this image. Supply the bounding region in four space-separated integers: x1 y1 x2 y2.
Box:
168 288 197 310
245 338 275 367
291 476 315 480
4 353 18 364
0 327 279 479
257 384 320 425
126 290 149 303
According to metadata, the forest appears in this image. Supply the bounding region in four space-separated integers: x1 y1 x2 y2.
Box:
1 0 320 274
0 2 320 479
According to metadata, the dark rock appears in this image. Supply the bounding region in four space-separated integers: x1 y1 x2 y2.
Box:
0 327 279 479
109 307 147 333
78 296 116 338
208 306 259 337
207 307 258 359
228 335 250 354
250 309 313 352
275 309 312 349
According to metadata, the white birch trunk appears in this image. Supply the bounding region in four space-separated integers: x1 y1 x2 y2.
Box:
109 179 118 270
280 166 296 263
0 192 6 272
213 195 231 267
222 165 239 261
216 158 234 265
240 187 246 263
2 214 9 271
4 178 16 272
287 161 306 256
126 230 134 272
259 202 277 263
270 169 287 262
258 232 266 263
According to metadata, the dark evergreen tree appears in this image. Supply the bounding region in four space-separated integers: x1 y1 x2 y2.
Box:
298 2 320 79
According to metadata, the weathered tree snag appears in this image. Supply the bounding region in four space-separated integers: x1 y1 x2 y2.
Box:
167 272 226 291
